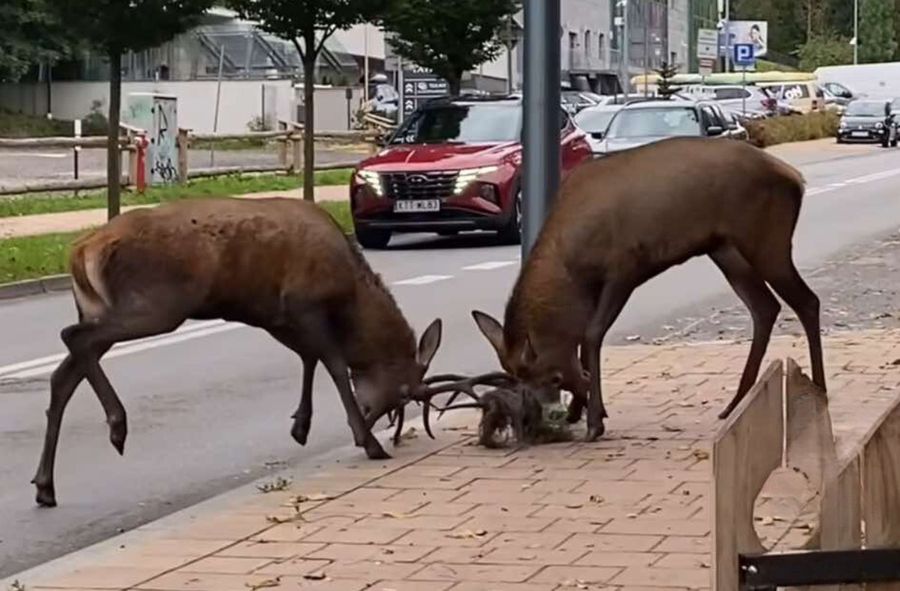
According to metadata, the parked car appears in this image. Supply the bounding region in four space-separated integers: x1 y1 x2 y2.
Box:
679 84 786 117
837 98 897 146
594 99 734 155
350 96 593 248
561 89 603 114
757 80 825 114
573 104 623 155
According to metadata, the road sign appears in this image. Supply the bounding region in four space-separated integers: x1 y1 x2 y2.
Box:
399 70 450 116
733 43 756 68
697 28 719 60
698 57 715 76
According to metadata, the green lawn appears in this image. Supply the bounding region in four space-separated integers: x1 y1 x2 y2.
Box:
0 201 353 285
0 170 353 219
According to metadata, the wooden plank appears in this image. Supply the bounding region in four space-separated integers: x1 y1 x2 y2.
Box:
713 360 784 591
819 456 862 591
863 398 900 591
0 136 120 149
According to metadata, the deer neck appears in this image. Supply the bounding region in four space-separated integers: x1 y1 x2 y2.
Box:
344 278 417 373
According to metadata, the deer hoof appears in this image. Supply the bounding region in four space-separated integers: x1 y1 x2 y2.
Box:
34 483 57 508
364 438 391 460
585 422 606 442
109 418 127 456
291 420 310 446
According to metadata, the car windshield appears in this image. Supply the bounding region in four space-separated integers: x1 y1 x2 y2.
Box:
575 108 619 133
845 101 885 117
606 107 701 138
390 104 521 144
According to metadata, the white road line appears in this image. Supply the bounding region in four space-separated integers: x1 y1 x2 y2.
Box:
0 320 243 380
392 274 453 286
462 261 517 271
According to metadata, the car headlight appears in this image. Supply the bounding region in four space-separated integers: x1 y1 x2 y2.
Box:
876 122 885 129
839 121 847 129
356 169 383 197
454 166 499 195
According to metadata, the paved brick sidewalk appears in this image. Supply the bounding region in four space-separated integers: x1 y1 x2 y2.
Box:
0 185 348 239
7 330 900 591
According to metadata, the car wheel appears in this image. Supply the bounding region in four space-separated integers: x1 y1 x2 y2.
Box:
498 187 522 245
355 227 392 249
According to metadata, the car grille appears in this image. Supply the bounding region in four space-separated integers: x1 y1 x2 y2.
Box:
381 171 459 200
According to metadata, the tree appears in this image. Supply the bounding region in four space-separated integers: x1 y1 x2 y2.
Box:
52 0 213 219
380 0 520 95
859 0 898 62
227 0 386 202
0 0 73 82
654 61 680 99
797 32 853 69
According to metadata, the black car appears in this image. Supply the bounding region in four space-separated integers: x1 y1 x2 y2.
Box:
837 99 897 146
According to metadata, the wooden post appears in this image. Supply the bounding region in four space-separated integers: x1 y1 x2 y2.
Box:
291 123 302 175
862 399 900 591
177 128 190 184
277 121 288 171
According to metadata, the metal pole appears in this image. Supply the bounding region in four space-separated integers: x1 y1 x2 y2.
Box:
853 0 859 64
364 24 370 101
506 15 514 93
211 44 225 167
623 0 629 95
724 0 731 72
521 0 560 258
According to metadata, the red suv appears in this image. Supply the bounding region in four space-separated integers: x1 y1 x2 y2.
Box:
350 96 593 248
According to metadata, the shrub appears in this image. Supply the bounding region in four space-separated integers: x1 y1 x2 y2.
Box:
744 110 840 148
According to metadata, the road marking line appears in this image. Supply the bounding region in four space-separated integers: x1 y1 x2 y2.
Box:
0 320 242 380
462 261 517 271
392 274 453 286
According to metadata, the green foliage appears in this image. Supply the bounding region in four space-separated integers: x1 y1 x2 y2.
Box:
0 0 74 82
654 61 680 99
53 0 214 55
859 0 898 63
798 33 854 70
0 171 354 218
744 110 840 147
380 0 520 94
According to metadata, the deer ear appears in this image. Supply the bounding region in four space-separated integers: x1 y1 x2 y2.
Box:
472 310 505 359
417 318 442 369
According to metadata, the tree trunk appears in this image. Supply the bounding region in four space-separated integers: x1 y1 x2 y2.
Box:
107 48 122 219
302 53 316 202
448 74 461 96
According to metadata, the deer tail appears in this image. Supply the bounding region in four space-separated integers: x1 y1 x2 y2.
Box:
69 232 114 319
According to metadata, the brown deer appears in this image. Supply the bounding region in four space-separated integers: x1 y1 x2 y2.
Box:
32 196 474 507
472 137 825 441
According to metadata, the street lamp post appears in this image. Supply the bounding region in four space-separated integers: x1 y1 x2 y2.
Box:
854 0 859 64
521 0 561 258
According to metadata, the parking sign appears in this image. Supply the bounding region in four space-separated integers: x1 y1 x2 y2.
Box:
733 43 756 68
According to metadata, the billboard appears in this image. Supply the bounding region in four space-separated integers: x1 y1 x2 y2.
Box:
720 20 767 58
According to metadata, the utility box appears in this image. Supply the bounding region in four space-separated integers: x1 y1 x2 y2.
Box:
124 93 179 185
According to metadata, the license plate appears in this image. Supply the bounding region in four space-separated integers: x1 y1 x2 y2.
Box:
394 199 439 213
851 130 869 137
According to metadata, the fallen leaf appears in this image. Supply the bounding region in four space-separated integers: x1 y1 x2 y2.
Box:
589 495 604 504
692 449 710 461
303 573 327 581
305 493 335 502
265 515 295 524
256 477 292 493
245 577 281 590
626 513 638 519
381 512 409 519
400 427 418 440
662 424 684 432
565 503 584 509
446 529 488 539
625 335 641 342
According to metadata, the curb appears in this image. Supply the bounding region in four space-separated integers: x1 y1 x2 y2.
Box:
0 274 71 301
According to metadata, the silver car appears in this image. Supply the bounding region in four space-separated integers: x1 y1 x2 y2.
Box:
573 104 623 155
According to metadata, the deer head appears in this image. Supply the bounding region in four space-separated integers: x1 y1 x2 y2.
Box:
470 310 588 406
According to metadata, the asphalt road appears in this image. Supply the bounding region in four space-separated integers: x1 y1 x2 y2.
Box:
2 142 900 577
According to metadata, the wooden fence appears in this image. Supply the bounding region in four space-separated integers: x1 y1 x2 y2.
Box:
712 358 900 590
0 119 393 196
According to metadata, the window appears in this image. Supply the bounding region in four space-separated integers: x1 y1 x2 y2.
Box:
701 105 723 129
598 33 605 59
715 88 749 100
390 104 522 145
584 30 591 59
606 107 702 138
569 32 578 51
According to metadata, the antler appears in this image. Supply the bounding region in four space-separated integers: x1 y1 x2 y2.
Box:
411 371 520 439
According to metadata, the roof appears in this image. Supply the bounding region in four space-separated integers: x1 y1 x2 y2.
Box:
621 99 704 110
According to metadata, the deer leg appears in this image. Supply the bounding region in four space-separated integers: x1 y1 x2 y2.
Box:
710 245 781 419
583 282 634 442
32 352 85 507
290 356 318 446
761 259 826 392
565 346 591 423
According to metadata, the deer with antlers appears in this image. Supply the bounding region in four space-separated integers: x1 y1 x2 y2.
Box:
31 197 497 507
472 137 826 441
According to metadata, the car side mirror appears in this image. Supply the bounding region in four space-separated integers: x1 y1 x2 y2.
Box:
590 131 605 140
886 104 893 117
707 125 724 136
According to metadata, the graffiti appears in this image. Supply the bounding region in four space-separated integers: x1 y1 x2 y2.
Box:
149 98 178 185
151 157 178 182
